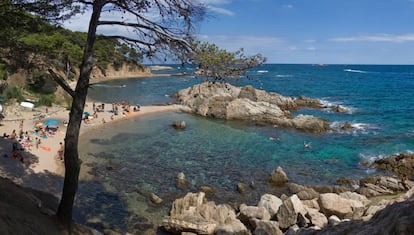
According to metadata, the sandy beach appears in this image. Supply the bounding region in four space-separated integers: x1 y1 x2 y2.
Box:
0 100 185 193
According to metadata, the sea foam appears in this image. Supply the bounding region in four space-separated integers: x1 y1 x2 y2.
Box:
344 69 368 73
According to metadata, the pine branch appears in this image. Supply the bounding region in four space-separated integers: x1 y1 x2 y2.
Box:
48 69 75 97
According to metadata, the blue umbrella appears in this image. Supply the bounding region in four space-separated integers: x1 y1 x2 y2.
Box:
44 119 58 126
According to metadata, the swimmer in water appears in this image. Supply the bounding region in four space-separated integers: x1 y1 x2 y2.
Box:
304 142 311 148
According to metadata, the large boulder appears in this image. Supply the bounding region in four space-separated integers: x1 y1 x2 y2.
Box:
288 183 320 200
290 115 330 134
294 96 324 109
257 194 283 218
276 194 308 229
237 204 271 228
318 193 366 220
161 192 249 235
314 194 414 235
269 167 289 186
226 99 286 121
252 219 283 235
304 206 328 228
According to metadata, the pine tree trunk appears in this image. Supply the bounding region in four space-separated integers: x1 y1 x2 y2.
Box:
56 1 104 231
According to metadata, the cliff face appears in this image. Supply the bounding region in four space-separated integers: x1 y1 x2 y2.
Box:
90 62 152 82
2 61 152 106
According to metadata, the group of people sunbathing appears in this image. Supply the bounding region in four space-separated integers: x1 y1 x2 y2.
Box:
83 101 141 124
3 120 60 164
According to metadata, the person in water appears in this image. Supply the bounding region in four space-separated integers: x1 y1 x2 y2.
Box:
304 142 311 148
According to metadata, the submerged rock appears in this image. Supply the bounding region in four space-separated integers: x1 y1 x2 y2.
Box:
172 120 186 129
176 172 187 188
269 166 289 186
149 193 163 204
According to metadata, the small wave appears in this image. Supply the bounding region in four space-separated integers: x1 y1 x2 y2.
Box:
275 74 292 78
360 150 414 163
359 152 386 163
257 70 268 73
319 99 357 114
344 69 368 74
329 121 379 135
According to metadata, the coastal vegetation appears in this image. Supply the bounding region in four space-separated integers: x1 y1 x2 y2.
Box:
0 1 144 105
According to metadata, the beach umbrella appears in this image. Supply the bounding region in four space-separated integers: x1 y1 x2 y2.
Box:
44 119 58 126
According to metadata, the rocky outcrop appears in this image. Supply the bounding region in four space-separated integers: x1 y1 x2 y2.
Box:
161 192 250 234
175 82 330 133
160 189 380 235
160 160 414 235
269 167 289 186
313 189 414 235
90 62 151 81
372 153 414 177
358 175 407 197
161 168 414 235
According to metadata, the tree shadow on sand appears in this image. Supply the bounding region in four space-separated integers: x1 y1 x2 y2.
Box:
0 138 144 234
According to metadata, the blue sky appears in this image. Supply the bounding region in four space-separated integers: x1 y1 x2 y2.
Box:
64 0 414 64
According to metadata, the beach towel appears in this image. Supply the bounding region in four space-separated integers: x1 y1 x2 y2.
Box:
40 146 51 152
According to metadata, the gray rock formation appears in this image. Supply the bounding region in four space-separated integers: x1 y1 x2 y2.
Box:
276 194 308 229
318 193 365 220
238 204 271 228
161 192 249 235
253 219 283 235
175 82 330 133
358 175 406 197
269 166 289 186
372 153 414 177
288 183 320 200
313 194 414 235
257 194 283 218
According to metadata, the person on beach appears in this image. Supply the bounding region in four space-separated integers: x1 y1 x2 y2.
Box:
401 174 411 190
58 142 64 160
10 129 17 140
35 137 41 149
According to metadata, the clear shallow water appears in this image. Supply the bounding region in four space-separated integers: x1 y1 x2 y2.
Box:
78 64 414 233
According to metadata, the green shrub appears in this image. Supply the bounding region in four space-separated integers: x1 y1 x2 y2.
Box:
3 86 24 102
36 94 55 106
0 63 6 80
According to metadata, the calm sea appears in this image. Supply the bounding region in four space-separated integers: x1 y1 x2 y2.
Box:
77 64 414 233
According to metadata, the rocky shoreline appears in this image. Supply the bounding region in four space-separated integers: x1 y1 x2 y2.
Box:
160 160 414 235
173 82 351 134
149 82 414 235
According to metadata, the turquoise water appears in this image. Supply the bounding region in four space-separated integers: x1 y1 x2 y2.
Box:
78 64 414 233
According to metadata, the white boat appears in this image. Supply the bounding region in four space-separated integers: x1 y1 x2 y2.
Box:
20 101 35 109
